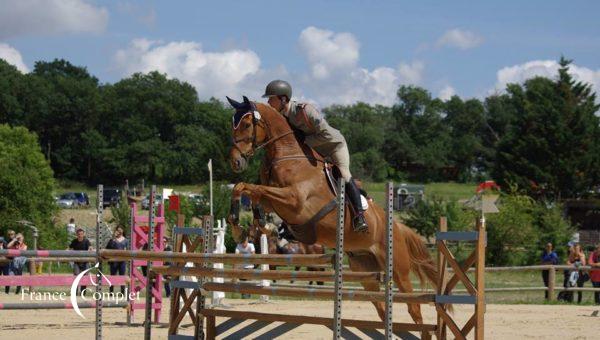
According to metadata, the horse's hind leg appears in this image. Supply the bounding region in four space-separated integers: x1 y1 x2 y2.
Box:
347 253 386 321
395 271 433 340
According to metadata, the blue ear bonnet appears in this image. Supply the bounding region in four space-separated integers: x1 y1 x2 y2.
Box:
227 96 260 129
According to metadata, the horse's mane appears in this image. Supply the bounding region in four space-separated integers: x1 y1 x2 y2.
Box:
254 102 292 133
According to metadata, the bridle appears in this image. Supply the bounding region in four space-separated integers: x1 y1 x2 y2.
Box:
232 103 294 160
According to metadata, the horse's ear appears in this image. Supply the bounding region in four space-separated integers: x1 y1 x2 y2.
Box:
242 96 250 104
226 96 241 109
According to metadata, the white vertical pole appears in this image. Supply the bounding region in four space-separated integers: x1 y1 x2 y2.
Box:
211 219 226 306
260 234 270 303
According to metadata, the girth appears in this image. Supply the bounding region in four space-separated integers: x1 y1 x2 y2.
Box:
287 199 337 245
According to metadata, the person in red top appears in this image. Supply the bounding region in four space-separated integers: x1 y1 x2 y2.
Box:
588 243 600 305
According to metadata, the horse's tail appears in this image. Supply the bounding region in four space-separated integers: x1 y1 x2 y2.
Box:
402 222 438 290
402 223 454 313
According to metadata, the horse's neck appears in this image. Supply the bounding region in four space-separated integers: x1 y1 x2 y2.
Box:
266 122 303 157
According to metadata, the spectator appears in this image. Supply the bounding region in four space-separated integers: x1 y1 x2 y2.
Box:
6 233 27 294
540 242 559 300
68 229 92 295
162 237 172 298
588 243 600 305
566 243 587 303
5 229 15 244
2 230 15 294
66 218 76 238
105 226 129 294
0 235 9 294
235 236 255 298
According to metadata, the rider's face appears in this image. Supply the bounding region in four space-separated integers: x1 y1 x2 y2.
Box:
267 96 283 111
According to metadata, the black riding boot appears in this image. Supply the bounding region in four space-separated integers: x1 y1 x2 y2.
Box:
345 178 368 233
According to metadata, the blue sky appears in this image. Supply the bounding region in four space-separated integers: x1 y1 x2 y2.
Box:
1 0 599 107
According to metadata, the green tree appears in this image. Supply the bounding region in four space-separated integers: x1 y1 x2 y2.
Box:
403 197 475 240
486 194 538 266
493 58 600 199
325 103 390 181
28 59 103 180
0 59 26 126
384 86 451 181
0 125 62 248
443 96 486 181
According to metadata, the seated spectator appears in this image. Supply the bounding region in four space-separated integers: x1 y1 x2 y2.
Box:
566 243 587 303
0 235 9 293
105 226 129 294
541 242 559 300
2 230 15 294
588 243 600 305
7 233 27 294
68 229 92 295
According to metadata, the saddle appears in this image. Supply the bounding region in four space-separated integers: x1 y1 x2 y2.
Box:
285 162 368 244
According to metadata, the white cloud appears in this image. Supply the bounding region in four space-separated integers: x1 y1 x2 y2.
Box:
114 38 264 99
0 0 108 39
114 27 425 107
0 43 29 72
398 61 425 85
438 85 456 101
298 26 359 79
436 28 483 50
296 26 424 106
495 60 600 93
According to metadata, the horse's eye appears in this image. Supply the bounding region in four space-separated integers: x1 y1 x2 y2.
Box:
242 122 250 129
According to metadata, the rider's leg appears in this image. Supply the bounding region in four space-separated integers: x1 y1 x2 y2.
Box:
332 145 368 232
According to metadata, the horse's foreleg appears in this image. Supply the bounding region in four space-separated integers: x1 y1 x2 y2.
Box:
233 182 301 218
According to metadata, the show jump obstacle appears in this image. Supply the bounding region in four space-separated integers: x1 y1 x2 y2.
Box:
155 181 486 340
0 182 486 340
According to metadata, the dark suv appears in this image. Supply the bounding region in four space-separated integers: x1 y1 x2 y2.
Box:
73 192 90 206
102 188 122 208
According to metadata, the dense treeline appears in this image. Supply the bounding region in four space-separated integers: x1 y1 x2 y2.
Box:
1 57 599 200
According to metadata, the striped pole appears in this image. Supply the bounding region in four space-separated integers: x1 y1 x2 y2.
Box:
0 301 128 310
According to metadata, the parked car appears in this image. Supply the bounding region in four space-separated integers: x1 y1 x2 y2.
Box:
57 193 79 208
73 192 90 207
141 194 163 210
102 188 122 208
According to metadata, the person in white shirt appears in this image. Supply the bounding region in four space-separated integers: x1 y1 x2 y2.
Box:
66 218 76 237
235 236 255 298
235 236 255 270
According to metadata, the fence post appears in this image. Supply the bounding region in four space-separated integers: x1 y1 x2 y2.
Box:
548 266 556 302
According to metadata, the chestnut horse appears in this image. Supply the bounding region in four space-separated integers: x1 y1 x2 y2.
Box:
227 96 438 327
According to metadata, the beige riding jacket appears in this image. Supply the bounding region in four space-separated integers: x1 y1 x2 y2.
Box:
283 101 347 157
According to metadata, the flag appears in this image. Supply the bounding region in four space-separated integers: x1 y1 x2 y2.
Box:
207 158 212 172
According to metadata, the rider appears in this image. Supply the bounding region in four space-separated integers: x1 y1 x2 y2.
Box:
262 79 368 232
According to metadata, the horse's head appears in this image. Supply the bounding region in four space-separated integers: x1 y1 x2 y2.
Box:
227 96 269 172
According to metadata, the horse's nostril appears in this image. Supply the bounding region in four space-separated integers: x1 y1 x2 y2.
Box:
236 159 242 168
